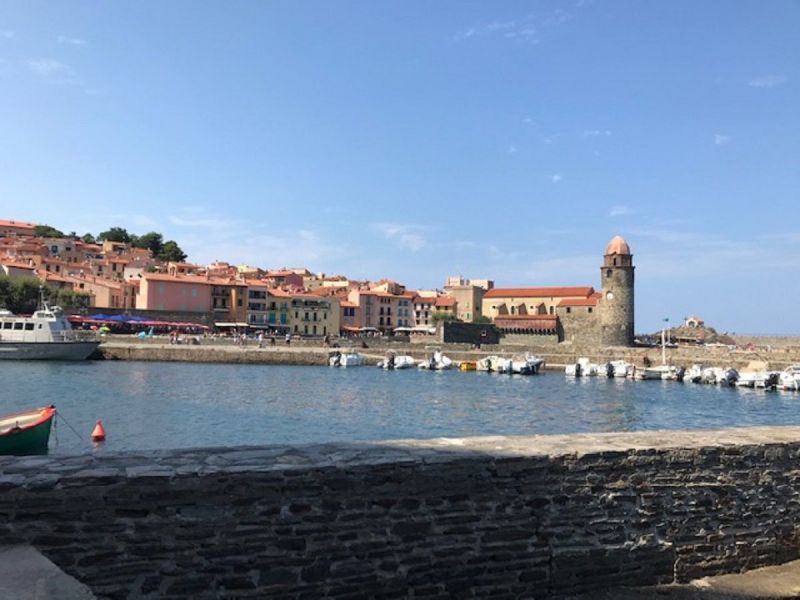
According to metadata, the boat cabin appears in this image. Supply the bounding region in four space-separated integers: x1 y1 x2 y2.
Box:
0 305 78 343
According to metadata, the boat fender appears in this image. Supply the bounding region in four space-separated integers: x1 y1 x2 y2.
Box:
91 420 106 442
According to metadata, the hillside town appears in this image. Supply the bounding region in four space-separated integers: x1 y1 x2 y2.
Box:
0 218 636 345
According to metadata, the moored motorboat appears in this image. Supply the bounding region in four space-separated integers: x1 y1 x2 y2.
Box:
418 350 453 371
476 355 511 373
0 303 99 360
376 353 416 370
607 360 633 378
329 350 364 367
686 364 703 383
779 366 800 391
641 365 677 380
511 354 545 375
0 406 56 455
459 361 477 372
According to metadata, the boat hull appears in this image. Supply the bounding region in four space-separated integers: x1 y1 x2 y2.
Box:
0 341 99 361
0 407 55 455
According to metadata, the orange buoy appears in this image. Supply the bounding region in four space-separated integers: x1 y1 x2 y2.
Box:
91 420 106 442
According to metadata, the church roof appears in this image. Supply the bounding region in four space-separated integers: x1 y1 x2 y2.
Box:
484 286 594 299
605 235 631 256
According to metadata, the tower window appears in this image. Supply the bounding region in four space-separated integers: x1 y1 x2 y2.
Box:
613 257 617 266
588 307 593 313
606 269 612 278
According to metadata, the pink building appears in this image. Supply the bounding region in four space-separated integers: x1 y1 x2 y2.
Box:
137 273 213 313
347 289 412 333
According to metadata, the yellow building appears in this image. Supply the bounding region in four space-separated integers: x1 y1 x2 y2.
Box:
482 286 596 319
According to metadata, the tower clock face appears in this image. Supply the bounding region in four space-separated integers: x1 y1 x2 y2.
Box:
606 291 614 301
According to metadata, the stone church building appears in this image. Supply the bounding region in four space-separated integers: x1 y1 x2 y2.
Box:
481 235 635 347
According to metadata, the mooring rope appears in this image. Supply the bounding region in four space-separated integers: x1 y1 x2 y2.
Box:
55 411 87 444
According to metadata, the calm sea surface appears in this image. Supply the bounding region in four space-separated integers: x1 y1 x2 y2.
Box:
4 361 800 455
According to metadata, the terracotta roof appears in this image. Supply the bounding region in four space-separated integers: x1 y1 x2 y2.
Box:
605 235 631 256
0 260 35 270
435 296 456 307
558 297 599 307
493 314 559 331
413 296 435 304
268 289 293 298
0 219 36 230
484 286 594 299
143 273 214 285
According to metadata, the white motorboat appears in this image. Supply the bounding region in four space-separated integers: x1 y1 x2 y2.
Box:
735 371 760 388
0 303 99 360
685 364 703 384
701 367 723 384
329 350 364 367
377 354 416 370
565 363 580 377
477 355 511 373
418 350 453 371
607 360 633 378
578 357 599 377
717 368 739 386
779 366 800 391
565 357 598 377
641 365 677 380
511 354 545 375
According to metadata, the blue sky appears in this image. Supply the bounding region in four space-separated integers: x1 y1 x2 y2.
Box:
1 1 798 334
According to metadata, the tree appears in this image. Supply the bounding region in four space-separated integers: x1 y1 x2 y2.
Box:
46 286 91 309
159 240 187 262
133 232 164 257
97 227 131 243
33 224 65 238
432 311 460 323
0 276 42 313
81 233 96 244
472 315 492 324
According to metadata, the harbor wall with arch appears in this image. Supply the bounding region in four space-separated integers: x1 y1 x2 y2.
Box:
4 427 800 598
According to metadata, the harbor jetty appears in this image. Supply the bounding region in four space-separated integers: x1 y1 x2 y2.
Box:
96 336 800 372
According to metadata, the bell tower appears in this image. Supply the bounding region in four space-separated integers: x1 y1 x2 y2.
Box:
599 235 635 346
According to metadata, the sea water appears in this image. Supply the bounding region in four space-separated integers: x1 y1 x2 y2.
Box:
3 361 799 455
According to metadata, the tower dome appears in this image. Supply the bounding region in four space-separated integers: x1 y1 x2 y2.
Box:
605 235 631 256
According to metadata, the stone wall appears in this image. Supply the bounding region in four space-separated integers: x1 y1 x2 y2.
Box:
557 307 601 347
4 428 800 598
441 321 501 346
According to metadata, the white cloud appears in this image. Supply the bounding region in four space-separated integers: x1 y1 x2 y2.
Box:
507 145 518 154
584 129 612 137
714 134 731 146
0 30 14 40
371 222 430 252
551 174 562 183
522 116 536 125
26 58 77 84
609 205 631 217
57 35 87 46
454 16 538 43
748 75 788 89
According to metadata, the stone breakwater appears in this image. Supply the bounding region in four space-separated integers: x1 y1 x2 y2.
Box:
98 338 800 371
4 428 800 598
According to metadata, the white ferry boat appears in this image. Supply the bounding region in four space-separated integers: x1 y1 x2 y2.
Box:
0 304 99 360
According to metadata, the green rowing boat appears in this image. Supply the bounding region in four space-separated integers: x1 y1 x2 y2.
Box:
0 406 55 455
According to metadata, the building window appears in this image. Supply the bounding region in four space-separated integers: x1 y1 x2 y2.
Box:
549 306 554 315
606 269 612 278
588 307 593 313
566 307 572 314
